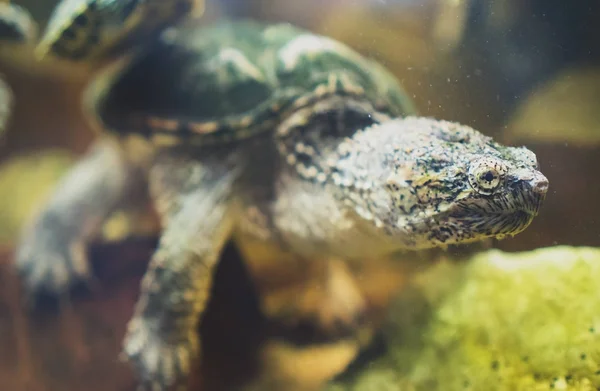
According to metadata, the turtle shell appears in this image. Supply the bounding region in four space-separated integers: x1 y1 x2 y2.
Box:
36 0 203 62
89 21 417 145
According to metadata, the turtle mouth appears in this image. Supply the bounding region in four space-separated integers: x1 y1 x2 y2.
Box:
425 187 544 241
457 208 534 233
424 208 535 246
455 183 546 217
491 209 536 236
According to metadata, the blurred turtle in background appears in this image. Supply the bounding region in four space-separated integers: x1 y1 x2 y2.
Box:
0 2 36 136
36 0 204 62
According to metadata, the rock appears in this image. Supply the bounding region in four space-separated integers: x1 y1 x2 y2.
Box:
328 246 600 391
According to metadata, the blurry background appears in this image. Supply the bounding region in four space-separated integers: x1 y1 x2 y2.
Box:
0 0 599 390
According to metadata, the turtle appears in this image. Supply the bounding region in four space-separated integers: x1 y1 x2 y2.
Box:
0 0 202 134
0 2 37 136
35 0 204 62
14 18 549 390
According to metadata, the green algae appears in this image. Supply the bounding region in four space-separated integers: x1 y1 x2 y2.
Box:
328 246 600 391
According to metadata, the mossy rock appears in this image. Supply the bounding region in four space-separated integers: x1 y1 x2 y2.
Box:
328 246 600 391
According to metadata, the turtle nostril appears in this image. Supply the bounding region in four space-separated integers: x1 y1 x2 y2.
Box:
531 175 549 195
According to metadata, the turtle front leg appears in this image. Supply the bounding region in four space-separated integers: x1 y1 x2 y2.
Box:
123 153 238 390
15 139 144 300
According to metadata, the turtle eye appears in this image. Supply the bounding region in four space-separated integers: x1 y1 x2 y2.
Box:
468 158 508 195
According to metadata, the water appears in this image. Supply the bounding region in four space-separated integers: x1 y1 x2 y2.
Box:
0 0 599 390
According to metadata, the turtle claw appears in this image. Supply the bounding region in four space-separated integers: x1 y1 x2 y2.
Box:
14 214 93 310
124 317 199 391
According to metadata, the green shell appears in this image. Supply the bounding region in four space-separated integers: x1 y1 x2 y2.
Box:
91 21 417 145
36 0 203 61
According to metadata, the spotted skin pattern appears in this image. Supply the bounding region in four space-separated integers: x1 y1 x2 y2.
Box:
15 22 549 390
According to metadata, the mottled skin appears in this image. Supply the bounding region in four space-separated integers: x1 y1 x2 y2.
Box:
36 0 204 61
15 21 548 390
0 2 37 135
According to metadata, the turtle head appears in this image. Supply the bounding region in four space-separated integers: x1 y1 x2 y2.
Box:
333 117 548 250
36 0 203 62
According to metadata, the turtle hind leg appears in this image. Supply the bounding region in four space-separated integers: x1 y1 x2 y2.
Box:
262 257 368 339
14 139 144 306
123 152 240 390
301 258 368 337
